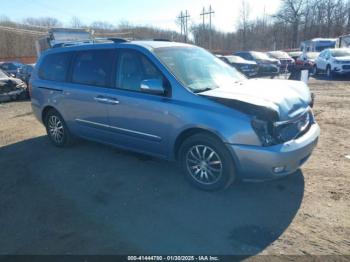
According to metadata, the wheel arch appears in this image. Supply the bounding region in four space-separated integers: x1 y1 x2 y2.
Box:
41 105 58 123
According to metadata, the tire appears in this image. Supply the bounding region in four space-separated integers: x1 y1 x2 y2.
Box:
178 133 236 191
45 109 74 147
326 65 333 79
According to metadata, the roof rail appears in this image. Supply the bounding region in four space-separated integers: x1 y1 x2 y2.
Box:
107 38 129 43
52 40 93 48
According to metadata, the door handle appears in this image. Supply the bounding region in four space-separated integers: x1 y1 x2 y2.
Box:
105 98 120 105
94 96 109 103
94 96 120 105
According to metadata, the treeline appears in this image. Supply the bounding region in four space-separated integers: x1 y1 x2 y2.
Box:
196 0 350 52
1 0 350 59
0 16 183 58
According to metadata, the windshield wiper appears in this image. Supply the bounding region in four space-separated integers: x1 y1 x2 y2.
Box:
193 88 212 93
193 85 220 93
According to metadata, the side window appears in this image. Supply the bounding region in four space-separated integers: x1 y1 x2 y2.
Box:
39 53 71 82
117 50 164 92
236 53 245 59
72 49 114 87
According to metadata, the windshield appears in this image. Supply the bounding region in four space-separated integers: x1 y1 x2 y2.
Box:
154 46 246 93
268 51 290 59
251 51 271 60
225 55 248 64
331 49 350 57
0 69 9 78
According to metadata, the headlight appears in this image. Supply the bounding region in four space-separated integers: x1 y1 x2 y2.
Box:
251 118 276 146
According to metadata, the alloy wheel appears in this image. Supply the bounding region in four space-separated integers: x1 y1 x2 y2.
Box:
48 115 64 144
186 145 223 185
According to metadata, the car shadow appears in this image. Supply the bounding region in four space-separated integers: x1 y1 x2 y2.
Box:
0 136 305 256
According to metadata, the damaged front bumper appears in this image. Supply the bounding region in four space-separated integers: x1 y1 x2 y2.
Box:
229 122 320 181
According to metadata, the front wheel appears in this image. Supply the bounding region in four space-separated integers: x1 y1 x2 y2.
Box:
179 134 236 191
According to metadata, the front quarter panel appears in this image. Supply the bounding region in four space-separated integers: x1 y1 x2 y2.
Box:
166 91 261 159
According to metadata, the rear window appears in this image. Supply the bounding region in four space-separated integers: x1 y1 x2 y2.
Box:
71 49 114 87
39 52 71 82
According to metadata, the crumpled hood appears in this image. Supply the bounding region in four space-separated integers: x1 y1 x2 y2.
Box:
0 77 25 94
201 79 312 121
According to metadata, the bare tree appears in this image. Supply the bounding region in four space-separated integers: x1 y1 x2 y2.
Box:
238 0 251 49
275 0 306 48
90 21 115 32
22 17 62 28
70 16 84 28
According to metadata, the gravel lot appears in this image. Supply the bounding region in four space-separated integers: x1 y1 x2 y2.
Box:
0 77 349 258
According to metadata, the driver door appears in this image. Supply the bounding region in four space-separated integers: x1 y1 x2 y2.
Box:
106 49 171 158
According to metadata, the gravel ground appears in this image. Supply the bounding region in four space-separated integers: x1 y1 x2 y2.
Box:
0 77 349 259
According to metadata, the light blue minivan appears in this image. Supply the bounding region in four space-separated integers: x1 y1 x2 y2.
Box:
30 40 320 190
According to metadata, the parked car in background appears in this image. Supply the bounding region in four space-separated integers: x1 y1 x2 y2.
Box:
30 40 319 191
288 51 303 62
0 69 28 102
219 55 258 78
233 51 280 77
267 51 295 73
295 52 319 71
0 61 23 77
314 48 350 77
16 64 35 85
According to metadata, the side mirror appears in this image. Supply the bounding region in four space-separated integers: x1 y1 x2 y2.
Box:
140 79 165 95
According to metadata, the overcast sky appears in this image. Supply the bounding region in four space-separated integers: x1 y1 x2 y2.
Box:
1 0 281 32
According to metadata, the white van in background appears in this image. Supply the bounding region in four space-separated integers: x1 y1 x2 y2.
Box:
337 35 350 48
300 38 337 52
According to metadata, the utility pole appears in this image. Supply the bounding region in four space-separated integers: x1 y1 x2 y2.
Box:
184 10 190 43
200 6 215 49
208 5 214 50
178 10 190 43
178 11 184 35
200 7 206 29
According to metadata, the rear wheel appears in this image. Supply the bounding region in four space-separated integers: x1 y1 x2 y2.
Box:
45 109 74 147
179 133 236 191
